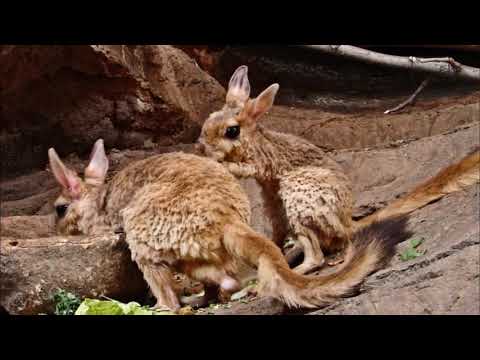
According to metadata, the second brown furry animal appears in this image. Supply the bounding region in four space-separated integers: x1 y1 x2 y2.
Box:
197 65 480 275
48 139 410 311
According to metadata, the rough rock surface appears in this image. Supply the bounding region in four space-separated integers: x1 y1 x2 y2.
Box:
310 184 480 315
335 123 480 218
263 99 479 152
0 234 147 315
0 215 55 239
198 297 285 316
0 45 225 179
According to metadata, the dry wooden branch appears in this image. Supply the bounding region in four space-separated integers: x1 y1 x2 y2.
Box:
414 57 461 69
299 45 480 82
359 45 480 53
384 78 431 114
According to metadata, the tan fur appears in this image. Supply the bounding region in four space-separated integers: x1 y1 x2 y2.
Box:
48 139 408 311
355 148 480 230
198 65 480 274
223 217 407 308
198 67 355 273
49 141 251 310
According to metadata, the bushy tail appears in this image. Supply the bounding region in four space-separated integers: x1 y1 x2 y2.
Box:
355 149 480 231
223 217 411 308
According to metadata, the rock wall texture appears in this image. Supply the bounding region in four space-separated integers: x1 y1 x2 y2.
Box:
1 45 225 179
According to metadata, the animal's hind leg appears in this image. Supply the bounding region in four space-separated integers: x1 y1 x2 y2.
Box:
137 261 181 311
292 231 326 275
278 167 353 273
285 232 345 271
182 263 241 305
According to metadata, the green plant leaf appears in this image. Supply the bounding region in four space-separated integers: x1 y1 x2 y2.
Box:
399 237 426 261
52 289 82 315
74 299 123 315
410 237 424 248
74 298 175 315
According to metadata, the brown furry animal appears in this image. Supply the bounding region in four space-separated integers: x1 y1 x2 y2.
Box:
197 65 480 274
48 139 411 311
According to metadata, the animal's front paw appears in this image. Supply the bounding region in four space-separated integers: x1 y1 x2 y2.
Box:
224 162 256 178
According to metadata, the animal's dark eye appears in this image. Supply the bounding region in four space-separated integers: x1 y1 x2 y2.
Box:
225 126 240 139
55 204 69 218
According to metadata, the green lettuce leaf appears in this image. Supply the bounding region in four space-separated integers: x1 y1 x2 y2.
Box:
74 298 175 315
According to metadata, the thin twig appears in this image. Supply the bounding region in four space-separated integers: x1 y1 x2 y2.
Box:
384 78 431 114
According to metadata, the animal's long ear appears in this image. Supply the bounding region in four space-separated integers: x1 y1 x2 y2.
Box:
244 83 279 121
84 139 109 185
226 65 251 107
48 148 82 198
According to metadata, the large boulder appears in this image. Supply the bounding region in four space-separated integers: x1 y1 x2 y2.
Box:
0 45 225 179
0 234 148 315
